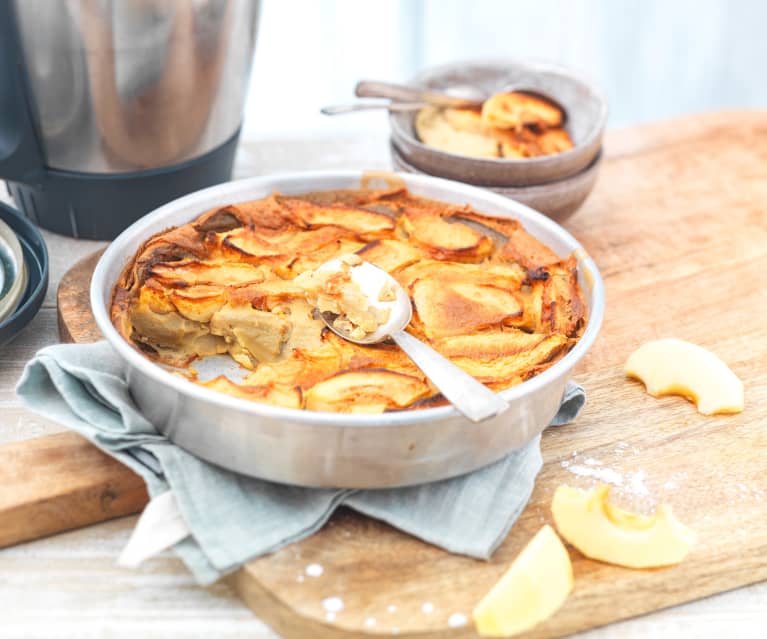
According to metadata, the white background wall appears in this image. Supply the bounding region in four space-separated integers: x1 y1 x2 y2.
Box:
243 0 767 137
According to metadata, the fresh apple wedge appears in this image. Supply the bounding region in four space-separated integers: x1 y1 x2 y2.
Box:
472 525 572 637
625 338 744 415
552 484 696 568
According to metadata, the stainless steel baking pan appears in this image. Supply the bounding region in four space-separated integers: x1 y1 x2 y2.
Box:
91 171 604 488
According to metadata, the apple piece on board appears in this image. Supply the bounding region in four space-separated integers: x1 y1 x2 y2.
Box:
552 484 696 569
625 338 744 415
472 524 573 637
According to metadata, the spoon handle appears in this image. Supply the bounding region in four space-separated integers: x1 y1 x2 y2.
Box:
355 80 479 108
320 102 427 115
391 329 509 423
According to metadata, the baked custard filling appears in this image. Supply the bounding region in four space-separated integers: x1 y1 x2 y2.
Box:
111 187 587 413
294 253 392 341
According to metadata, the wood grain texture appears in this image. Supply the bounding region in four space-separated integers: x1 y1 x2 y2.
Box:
232 111 767 637
11 111 767 637
56 249 104 343
0 432 148 548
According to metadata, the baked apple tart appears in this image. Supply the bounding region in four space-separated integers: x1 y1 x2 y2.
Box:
111 186 586 413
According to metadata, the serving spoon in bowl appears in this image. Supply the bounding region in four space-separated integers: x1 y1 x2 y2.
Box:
312 257 510 423
320 81 482 115
321 79 566 122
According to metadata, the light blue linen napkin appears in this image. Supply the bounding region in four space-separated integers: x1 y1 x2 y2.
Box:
16 341 585 584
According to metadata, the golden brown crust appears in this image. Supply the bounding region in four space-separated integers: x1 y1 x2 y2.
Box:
111 188 587 413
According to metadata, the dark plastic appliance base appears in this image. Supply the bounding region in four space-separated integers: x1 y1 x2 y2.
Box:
5 129 241 241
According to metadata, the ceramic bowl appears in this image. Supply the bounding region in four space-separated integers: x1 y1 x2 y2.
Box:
0 217 27 323
390 143 601 223
0 202 49 347
389 59 608 187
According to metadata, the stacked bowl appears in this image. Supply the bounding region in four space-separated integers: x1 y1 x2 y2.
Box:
0 202 49 346
389 60 608 222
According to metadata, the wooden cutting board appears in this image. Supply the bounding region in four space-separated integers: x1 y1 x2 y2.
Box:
2 111 767 638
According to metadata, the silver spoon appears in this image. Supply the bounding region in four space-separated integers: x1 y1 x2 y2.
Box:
322 80 566 121
356 80 565 119
355 80 485 108
313 257 509 423
321 101 429 115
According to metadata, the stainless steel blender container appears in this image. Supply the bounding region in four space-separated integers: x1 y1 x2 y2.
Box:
0 0 260 239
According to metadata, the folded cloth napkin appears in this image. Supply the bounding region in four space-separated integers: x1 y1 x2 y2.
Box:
16 341 585 585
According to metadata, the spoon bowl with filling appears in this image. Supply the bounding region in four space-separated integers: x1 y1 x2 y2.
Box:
298 254 510 422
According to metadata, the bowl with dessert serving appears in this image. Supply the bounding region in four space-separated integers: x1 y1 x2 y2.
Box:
92 170 603 488
388 60 607 219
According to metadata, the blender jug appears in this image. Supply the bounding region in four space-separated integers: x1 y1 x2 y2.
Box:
0 0 260 239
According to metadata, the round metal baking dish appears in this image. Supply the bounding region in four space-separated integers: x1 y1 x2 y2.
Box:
91 171 604 488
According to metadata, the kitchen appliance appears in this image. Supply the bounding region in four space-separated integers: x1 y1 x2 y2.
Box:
0 0 260 240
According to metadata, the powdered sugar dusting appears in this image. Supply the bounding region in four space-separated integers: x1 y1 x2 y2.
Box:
628 470 649 496
448 613 468 628
564 463 624 487
322 597 344 614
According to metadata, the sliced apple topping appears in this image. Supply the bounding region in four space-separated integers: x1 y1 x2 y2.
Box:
400 208 494 262
473 525 573 637
304 369 431 413
281 198 395 238
625 338 744 415
552 484 696 568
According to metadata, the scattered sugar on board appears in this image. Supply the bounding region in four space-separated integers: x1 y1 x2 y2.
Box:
559 448 662 506
628 470 649 497
365 617 377 627
448 613 468 628
387 604 397 614
322 597 344 614
421 602 434 614
563 463 624 487
305 563 324 577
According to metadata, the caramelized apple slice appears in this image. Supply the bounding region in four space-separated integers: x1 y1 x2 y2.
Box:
149 260 267 287
437 331 570 387
201 376 302 409
552 484 696 568
481 92 564 130
245 344 342 390
355 239 425 273
304 369 431 413
411 278 522 340
168 285 226 323
415 106 500 158
401 208 493 262
282 198 395 238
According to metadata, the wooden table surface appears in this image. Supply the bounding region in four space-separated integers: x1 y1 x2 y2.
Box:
1 127 765 638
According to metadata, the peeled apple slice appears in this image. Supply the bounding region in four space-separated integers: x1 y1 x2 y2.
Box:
625 338 744 415
552 484 696 568
472 525 572 637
